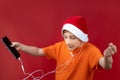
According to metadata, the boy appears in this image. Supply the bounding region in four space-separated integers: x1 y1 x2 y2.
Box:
11 16 117 80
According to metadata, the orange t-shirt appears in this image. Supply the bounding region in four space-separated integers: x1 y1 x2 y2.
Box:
43 41 103 80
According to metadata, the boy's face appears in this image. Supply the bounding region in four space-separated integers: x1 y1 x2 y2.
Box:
63 30 83 50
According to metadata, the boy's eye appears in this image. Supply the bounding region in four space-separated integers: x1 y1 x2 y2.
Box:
63 35 77 40
70 36 76 39
63 36 67 39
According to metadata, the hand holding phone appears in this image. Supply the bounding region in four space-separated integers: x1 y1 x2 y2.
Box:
1 36 21 59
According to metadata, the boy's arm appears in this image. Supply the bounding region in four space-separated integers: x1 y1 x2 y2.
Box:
11 42 45 56
99 43 117 69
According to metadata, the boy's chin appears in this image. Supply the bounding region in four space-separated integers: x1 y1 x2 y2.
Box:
68 47 75 51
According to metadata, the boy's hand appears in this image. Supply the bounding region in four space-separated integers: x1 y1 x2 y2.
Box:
103 43 117 57
11 42 22 50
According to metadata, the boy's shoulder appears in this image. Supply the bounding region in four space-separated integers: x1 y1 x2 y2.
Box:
84 42 101 52
54 40 66 47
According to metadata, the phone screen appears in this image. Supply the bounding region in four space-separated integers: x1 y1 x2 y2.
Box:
1 36 20 59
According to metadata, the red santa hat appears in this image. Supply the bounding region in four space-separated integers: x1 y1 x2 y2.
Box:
62 16 89 42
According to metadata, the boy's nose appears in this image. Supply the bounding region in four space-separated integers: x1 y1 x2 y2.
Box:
65 38 71 45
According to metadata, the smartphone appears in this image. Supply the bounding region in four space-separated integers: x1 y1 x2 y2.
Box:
1 36 20 59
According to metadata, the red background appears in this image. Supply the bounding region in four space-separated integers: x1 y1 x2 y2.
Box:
0 0 120 80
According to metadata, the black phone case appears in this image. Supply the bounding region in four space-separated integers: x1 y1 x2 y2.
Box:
1 36 20 59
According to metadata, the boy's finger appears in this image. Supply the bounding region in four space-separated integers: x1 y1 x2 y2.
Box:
108 43 117 53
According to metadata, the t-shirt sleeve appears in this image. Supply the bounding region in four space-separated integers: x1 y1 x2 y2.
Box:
89 45 103 70
43 45 57 60
43 41 63 60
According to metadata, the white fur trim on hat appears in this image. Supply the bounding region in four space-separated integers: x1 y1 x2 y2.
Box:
62 23 89 42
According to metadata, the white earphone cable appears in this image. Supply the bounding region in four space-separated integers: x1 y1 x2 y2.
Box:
18 46 83 80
